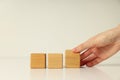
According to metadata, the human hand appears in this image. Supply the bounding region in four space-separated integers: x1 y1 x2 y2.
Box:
72 25 120 67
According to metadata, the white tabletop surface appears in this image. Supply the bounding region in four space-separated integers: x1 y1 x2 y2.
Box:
0 57 120 80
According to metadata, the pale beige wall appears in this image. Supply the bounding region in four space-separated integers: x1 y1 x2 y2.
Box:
0 0 120 64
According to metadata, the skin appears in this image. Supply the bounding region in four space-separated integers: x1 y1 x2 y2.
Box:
72 24 120 67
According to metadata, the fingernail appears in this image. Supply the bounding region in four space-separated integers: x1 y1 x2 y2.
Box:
72 48 77 52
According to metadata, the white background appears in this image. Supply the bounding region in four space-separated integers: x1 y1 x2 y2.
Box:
0 0 120 64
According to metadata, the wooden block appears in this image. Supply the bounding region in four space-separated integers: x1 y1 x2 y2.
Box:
31 53 46 69
65 50 80 68
48 54 63 69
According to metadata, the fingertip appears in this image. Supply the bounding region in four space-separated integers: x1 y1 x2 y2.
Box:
72 48 77 52
72 43 89 53
86 63 93 67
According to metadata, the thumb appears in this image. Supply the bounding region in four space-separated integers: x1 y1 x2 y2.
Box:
72 41 93 53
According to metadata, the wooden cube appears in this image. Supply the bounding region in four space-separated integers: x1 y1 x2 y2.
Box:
65 50 80 68
31 53 46 69
48 54 63 69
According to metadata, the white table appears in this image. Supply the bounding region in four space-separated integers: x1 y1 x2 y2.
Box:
0 57 120 80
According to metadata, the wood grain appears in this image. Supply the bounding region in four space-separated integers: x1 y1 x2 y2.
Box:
31 53 46 69
48 54 63 69
65 50 80 68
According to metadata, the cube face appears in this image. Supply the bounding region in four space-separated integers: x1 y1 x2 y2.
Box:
48 54 63 69
65 50 80 68
31 53 46 69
